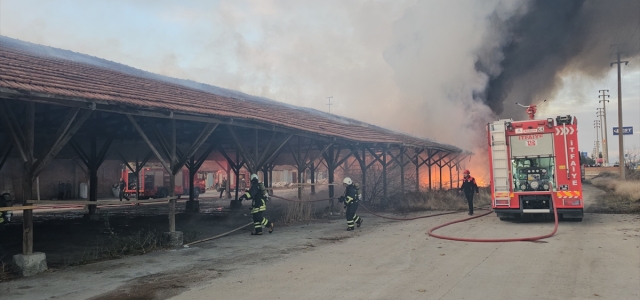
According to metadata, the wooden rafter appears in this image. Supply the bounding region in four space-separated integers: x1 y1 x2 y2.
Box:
126 114 170 173
32 109 93 177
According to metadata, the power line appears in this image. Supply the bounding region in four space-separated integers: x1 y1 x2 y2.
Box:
598 90 611 165
326 96 333 114
610 48 629 179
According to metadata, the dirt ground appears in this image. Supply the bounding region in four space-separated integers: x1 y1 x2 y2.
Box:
1 185 639 300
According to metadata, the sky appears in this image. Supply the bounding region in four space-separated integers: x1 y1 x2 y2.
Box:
0 0 638 166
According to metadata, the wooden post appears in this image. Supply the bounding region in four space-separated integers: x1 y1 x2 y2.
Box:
23 102 35 255
88 135 98 214
309 163 316 195
415 150 422 192
457 164 461 189
268 164 275 195
262 165 269 192
399 147 405 196
135 156 141 199
382 145 388 206
188 156 196 202
449 165 453 190
428 164 432 191
233 152 239 200
169 119 176 233
439 164 443 190
361 148 367 203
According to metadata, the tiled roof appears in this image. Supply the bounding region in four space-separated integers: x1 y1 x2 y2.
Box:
0 36 462 153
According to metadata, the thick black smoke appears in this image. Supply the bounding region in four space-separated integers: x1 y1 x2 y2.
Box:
475 0 640 118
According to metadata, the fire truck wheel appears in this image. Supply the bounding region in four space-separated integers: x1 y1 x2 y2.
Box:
194 189 200 198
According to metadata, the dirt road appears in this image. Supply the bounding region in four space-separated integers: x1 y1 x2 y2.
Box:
1 187 639 300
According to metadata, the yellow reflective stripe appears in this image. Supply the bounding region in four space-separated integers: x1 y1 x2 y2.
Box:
244 192 251 199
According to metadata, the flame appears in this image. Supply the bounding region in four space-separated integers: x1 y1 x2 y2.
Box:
414 150 491 189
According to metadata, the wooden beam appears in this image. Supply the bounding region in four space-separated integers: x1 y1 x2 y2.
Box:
118 151 136 174
95 137 114 167
0 89 341 143
227 125 256 172
173 123 218 174
0 206 35 212
32 109 93 177
216 146 239 171
303 141 334 170
191 142 217 171
0 143 12 171
431 152 452 166
126 114 171 173
0 102 27 162
0 101 25 144
148 119 172 160
419 149 441 167
260 133 293 168
44 107 81 161
69 140 91 167
256 131 276 168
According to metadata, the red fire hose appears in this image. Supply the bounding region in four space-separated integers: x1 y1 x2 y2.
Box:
427 204 559 242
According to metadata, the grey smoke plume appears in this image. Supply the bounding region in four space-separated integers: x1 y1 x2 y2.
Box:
475 0 640 118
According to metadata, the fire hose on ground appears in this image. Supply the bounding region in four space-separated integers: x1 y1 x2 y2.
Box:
273 194 561 242
427 204 559 242
183 194 560 247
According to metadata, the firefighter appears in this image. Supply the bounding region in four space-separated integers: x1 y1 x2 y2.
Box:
459 170 479 215
219 177 227 198
118 178 130 201
339 177 363 231
239 174 273 235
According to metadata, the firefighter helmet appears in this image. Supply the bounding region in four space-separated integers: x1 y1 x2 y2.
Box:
250 174 258 181
343 177 353 185
463 170 470 175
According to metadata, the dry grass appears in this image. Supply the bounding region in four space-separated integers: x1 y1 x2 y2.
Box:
394 188 491 213
280 201 314 225
590 171 640 214
591 178 640 202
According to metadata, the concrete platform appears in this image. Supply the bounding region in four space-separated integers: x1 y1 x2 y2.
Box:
13 252 48 277
163 231 183 246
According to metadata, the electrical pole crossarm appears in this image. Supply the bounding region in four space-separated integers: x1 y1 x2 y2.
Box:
610 61 629 67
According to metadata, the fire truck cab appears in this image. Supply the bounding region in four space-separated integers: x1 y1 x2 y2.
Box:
487 115 583 221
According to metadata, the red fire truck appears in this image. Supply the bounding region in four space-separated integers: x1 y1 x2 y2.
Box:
487 114 583 221
121 164 206 199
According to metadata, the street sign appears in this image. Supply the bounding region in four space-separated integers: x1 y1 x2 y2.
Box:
613 127 633 135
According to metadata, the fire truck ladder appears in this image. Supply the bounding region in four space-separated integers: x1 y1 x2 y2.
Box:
489 120 511 206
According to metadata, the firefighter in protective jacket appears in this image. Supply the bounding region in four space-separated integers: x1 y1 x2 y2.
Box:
339 177 363 231
239 174 274 235
459 170 479 215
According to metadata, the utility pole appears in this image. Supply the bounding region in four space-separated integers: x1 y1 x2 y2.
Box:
596 108 606 164
598 90 610 165
326 96 333 114
610 50 629 179
594 120 601 163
